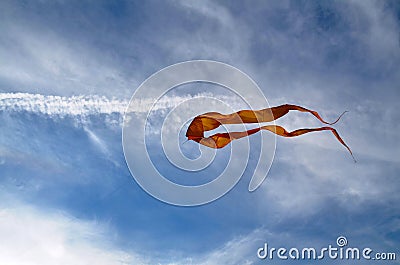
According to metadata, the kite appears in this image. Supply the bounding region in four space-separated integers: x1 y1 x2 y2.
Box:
186 104 355 161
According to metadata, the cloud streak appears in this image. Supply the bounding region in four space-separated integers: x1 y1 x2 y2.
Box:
0 92 242 117
0 199 145 265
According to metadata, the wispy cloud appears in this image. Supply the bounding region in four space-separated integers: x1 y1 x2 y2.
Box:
0 92 241 117
0 93 128 116
196 228 263 265
0 199 146 265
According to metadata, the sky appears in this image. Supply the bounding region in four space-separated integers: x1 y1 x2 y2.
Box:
0 0 399 264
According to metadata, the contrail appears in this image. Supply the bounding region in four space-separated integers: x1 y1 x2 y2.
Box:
0 92 247 131
0 92 229 117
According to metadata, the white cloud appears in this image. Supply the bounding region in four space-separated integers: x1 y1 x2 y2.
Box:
0 92 245 116
166 0 251 64
84 127 110 155
257 137 400 219
349 0 400 63
0 18 133 97
0 1 252 97
196 229 263 265
0 199 278 265
0 200 306 265
0 93 127 116
0 200 147 265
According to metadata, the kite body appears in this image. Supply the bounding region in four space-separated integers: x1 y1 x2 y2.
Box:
186 104 354 161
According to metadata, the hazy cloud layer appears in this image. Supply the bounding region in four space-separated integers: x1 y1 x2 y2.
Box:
1 0 399 264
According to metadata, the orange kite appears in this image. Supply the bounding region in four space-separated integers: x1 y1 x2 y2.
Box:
186 104 355 161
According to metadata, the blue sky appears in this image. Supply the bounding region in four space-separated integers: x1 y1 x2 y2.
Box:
0 1 399 264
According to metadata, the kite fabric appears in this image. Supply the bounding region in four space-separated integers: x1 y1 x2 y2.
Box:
186 104 355 161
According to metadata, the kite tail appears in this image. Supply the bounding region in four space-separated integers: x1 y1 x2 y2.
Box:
259 125 356 162
186 104 354 161
269 104 348 125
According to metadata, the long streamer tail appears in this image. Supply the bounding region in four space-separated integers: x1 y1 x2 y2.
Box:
186 104 354 161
